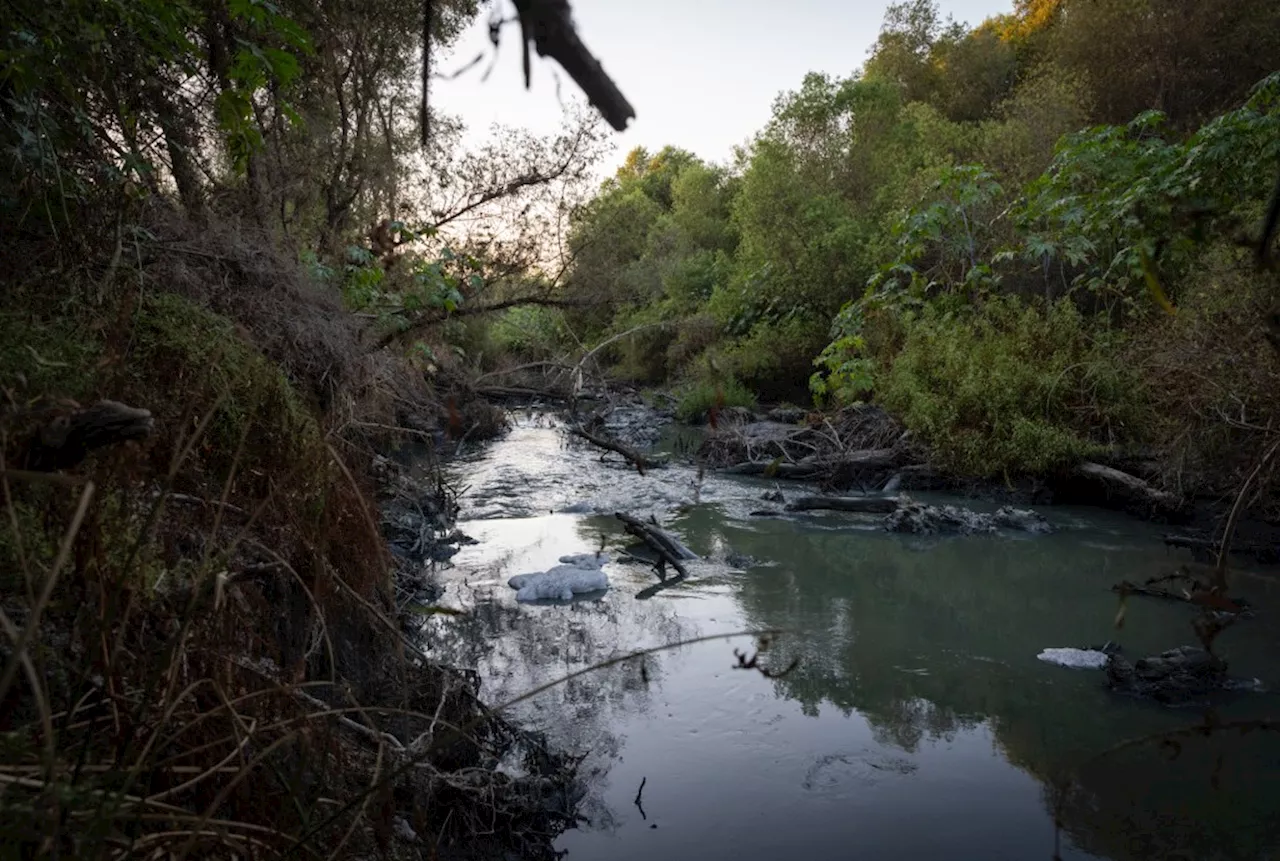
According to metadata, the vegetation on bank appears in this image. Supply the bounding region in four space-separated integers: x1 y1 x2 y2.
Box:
3 0 1280 855
0 0 595 857
526 0 1280 502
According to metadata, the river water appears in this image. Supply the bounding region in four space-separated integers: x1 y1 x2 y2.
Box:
421 410 1280 861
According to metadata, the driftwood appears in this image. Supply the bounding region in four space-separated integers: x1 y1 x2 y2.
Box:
1164 534 1280 565
1111 579 1250 615
474 385 571 401
615 511 693 579
571 426 658 473
784 495 900 514
1074 461 1183 513
6 400 154 472
722 448 903 481
834 448 901 470
723 461 821 479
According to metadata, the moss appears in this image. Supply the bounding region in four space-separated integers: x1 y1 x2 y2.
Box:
0 311 103 400
128 292 329 508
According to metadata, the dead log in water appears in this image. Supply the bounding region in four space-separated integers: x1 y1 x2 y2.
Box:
783 495 901 514
1163 534 1280 565
722 461 821 479
1074 461 1183 514
571 425 660 474
615 511 694 579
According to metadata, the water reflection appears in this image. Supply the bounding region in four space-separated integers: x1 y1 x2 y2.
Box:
424 419 1280 861
681 503 1280 860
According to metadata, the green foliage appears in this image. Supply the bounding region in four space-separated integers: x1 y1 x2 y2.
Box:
1016 75 1280 309
877 297 1146 476
673 377 757 424
869 164 1005 301
717 316 828 403
489 306 568 357
0 0 311 214
810 302 876 406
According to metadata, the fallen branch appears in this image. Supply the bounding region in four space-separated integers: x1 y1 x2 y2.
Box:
7 400 154 472
473 385 571 401
722 461 821 479
1074 461 1183 514
512 0 636 132
571 425 658 474
1111 579 1250 614
568 321 674 401
615 511 694 579
1164 533 1280 565
784 495 900 514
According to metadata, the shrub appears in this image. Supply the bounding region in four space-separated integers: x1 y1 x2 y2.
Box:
877 296 1149 477
719 316 828 404
674 376 757 423
488 305 568 358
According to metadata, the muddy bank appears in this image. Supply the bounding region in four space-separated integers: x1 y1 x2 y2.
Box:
364 446 589 858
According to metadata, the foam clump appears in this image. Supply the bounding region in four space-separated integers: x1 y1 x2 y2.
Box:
508 553 610 602
1036 647 1110 670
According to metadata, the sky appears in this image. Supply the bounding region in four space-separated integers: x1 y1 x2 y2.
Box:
430 0 1014 175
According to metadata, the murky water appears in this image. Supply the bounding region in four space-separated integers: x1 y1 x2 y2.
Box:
423 411 1280 861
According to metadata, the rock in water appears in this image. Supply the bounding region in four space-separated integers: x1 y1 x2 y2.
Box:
1037 647 1111 669
557 552 611 568
993 506 1054 534
1105 646 1230 706
884 499 1053 536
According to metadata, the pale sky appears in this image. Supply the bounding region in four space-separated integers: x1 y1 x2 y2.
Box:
430 0 1013 174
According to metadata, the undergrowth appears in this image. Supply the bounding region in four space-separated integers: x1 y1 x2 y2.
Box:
673 376 757 424
0 210 580 860
875 296 1150 477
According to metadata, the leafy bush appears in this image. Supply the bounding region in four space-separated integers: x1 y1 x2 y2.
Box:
877 296 1148 476
674 377 757 424
719 316 828 403
489 305 568 358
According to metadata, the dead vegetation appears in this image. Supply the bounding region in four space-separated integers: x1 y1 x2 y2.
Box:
0 208 583 860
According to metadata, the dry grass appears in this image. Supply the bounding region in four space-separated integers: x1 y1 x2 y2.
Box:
0 208 587 860
1130 252 1280 516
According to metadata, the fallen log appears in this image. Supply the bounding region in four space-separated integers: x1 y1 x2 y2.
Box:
474 384 570 401
615 511 694 579
833 448 901 470
722 448 904 481
1111 579 1251 615
784 495 900 514
1164 534 1280 565
571 425 659 473
722 461 821 479
1074 461 1183 514
6 400 154 472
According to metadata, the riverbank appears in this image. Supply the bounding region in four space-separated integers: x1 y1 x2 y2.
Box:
0 209 585 860
521 387 1279 567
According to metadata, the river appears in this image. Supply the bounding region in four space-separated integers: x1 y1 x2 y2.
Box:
418 409 1280 861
